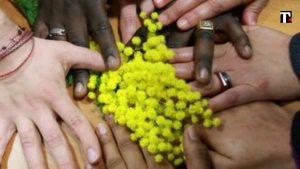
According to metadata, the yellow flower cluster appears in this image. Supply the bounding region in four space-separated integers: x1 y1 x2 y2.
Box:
88 12 221 166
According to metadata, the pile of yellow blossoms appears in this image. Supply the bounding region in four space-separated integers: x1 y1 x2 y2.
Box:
87 12 221 166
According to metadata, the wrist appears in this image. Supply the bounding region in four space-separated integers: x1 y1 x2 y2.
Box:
0 38 34 74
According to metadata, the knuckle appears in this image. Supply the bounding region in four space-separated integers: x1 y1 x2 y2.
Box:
232 33 248 45
106 157 124 169
44 130 64 148
58 161 76 169
20 128 36 148
207 0 224 15
68 114 84 128
225 90 239 106
91 22 111 35
118 138 136 152
28 162 45 169
100 133 114 146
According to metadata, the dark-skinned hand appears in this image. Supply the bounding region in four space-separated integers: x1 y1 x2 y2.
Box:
172 26 300 112
166 12 252 85
34 0 121 99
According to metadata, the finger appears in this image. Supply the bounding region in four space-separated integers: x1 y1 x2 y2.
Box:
140 0 155 14
119 0 141 44
96 120 127 169
51 92 101 165
158 0 204 26
153 0 172 8
63 1 90 99
87 0 121 70
106 116 148 169
0 119 15 163
177 0 252 30
170 47 193 63
15 117 46 169
33 0 50 38
192 124 233 168
142 149 174 169
72 69 89 100
243 0 269 25
166 25 194 48
174 62 194 80
183 125 212 169
209 85 258 112
48 0 66 41
189 74 222 97
57 41 106 72
194 28 214 85
170 44 228 64
34 111 77 168
217 13 252 58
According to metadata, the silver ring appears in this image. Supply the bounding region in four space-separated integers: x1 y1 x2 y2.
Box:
48 28 66 38
217 72 232 91
197 20 214 31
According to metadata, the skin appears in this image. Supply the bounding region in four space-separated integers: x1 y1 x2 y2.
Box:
154 0 269 29
184 102 296 169
119 0 252 85
95 102 296 169
0 9 107 168
166 12 251 85
172 26 300 112
34 0 121 99
96 116 175 169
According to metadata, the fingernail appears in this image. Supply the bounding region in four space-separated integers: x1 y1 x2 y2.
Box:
243 45 252 57
75 82 84 93
97 123 107 136
199 68 209 84
177 19 188 29
159 14 168 24
87 147 98 164
107 56 119 69
188 126 200 141
155 0 163 5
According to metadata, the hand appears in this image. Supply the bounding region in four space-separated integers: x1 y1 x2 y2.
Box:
0 38 106 169
34 0 121 99
167 12 251 85
172 26 300 111
154 0 269 29
118 0 155 43
184 102 296 169
96 116 174 169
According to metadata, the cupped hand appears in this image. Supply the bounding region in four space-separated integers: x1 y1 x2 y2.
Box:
0 38 106 169
154 0 269 29
34 0 120 99
184 102 296 169
172 26 300 111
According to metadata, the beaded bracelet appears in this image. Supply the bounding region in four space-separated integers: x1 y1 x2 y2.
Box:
0 27 33 61
0 27 34 79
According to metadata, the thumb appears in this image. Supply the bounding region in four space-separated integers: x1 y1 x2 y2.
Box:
183 125 212 169
243 0 269 25
59 42 106 72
